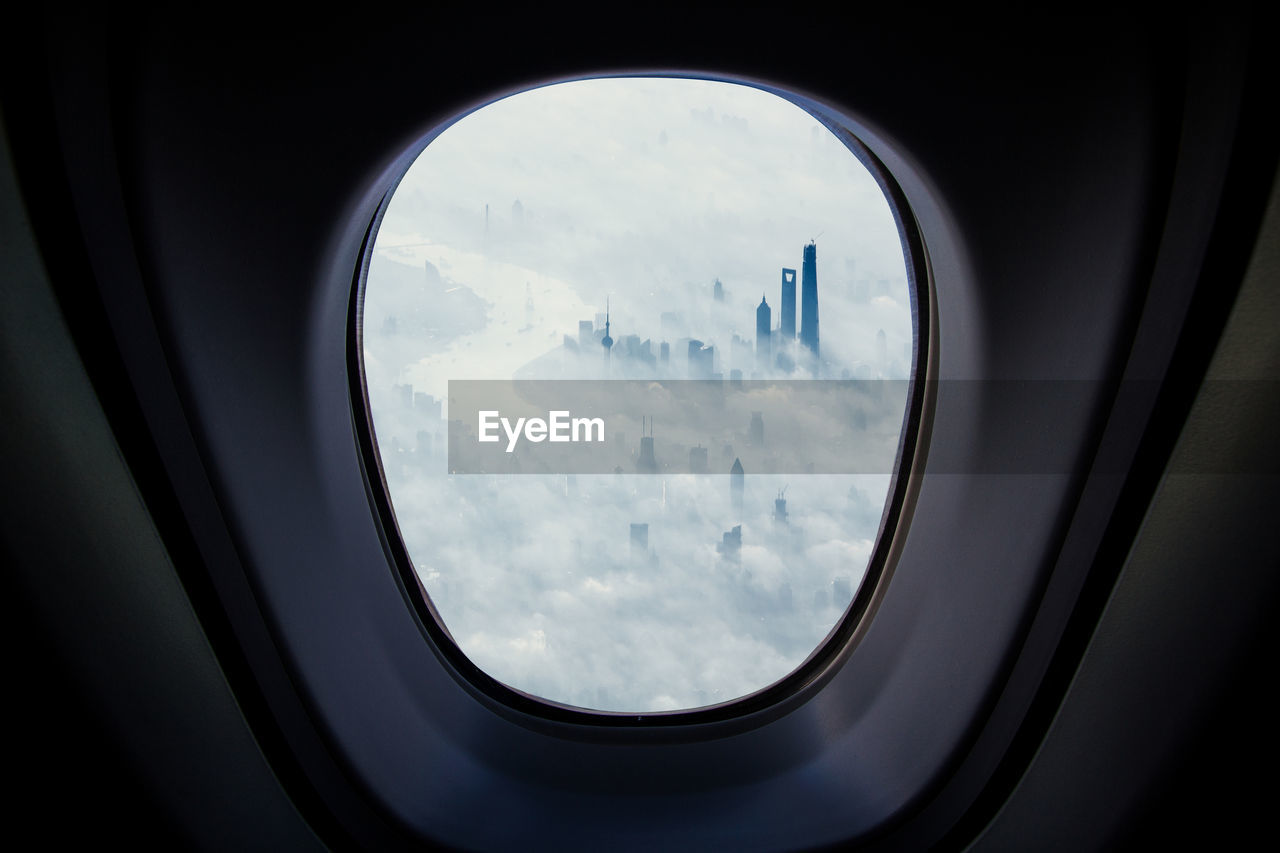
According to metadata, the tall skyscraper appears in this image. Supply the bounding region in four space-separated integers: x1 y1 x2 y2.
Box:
800 241 819 358
780 268 796 340
637 417 658 474
756 295 771 373
687 340 714 378
717 525 742 563
730 457 744 514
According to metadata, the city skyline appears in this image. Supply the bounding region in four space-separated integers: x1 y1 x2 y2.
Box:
567 237 827 380
362 77 913 712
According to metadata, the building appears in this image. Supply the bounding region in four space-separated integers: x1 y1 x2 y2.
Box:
780 267 796 339
689 444 709 474
832 575 853 606
629 523 648 557
730 457 744 513
756 295 771 373
687 339 714 378
717 525 742 563
800 241 820 358
637 417 658 474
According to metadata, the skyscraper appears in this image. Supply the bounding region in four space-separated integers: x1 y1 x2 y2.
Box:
800 241 819 358
637 417 658 474
689 444 708 474
780 267 796 340
630 523 648 557
717 525 742 563
756 295 771 373
687 340 714 378
730 457 744 514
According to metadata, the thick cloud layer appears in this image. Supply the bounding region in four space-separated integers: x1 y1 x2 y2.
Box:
363 78 913 712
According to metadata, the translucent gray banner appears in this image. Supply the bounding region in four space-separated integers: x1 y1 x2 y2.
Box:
447 379 909 475
443 379 1280 475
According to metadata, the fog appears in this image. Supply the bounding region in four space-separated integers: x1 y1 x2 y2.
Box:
363 77 912 712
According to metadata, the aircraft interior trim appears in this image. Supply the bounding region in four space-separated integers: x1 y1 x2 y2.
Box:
3 8 1277 851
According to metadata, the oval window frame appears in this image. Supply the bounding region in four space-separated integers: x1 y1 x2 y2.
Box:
347 74 936 729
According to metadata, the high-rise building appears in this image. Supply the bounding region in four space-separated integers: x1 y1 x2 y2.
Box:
637 417 658 474
832 576 853 606
394 383 413 409
730 457 744 513
713 278 724 302
630 523 648 556
717 525 742 563
731 334 752 371
415 393 442 419
637 436 657 473
780 268 797 340
687 340 714 378
689 444 708 474
800 241 820 358
774 488 788 525
749 411 764 447
756 295 771 373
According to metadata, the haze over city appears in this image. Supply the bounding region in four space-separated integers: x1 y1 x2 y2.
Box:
363 77 913 711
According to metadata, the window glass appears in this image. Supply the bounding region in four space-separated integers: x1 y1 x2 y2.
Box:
362 78 913 712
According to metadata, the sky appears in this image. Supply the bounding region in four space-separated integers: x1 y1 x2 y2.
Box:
362 77 913 712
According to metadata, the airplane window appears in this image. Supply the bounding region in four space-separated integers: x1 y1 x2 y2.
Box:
358 77 916 714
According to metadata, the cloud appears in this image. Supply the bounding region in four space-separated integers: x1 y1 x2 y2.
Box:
363 77 914 712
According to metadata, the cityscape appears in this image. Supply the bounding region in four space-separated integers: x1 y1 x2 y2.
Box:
368 236 910 711
558 238 826 380
361 77 913 712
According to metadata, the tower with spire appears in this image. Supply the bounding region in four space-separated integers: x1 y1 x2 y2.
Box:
601 298 613 366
